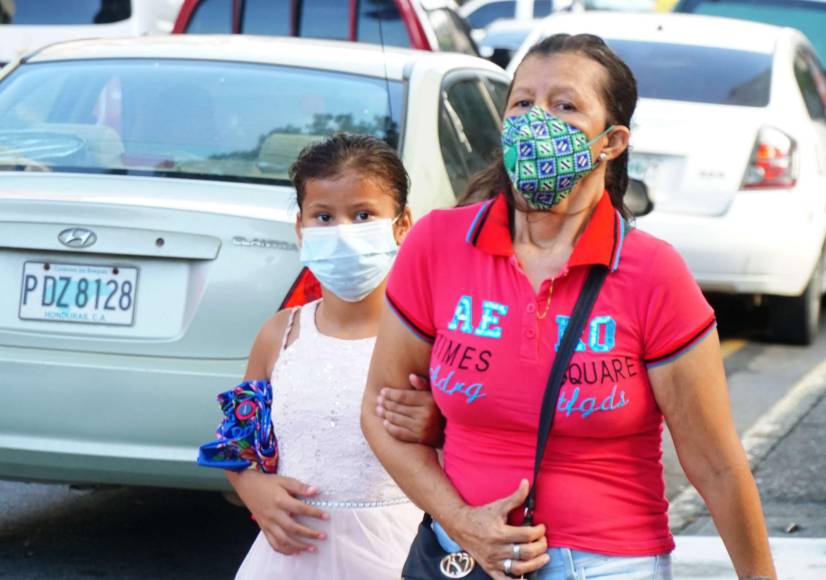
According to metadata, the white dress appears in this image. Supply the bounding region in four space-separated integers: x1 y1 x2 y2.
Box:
236 300 421 579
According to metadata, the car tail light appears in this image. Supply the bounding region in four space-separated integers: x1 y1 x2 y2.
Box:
279 268 322 309
742 127 797 189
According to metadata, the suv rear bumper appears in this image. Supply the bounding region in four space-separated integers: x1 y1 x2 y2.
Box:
0 345 241 490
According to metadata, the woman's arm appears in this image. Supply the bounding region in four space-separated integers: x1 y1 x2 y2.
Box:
225 309 328 555
361 309 549 579
650 329 776 579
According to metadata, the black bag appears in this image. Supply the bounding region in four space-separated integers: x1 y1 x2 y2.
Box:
401 266 608 580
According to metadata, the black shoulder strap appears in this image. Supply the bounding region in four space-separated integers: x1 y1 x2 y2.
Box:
523 265 609 523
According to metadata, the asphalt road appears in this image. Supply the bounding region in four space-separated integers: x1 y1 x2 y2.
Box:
2 298 825 579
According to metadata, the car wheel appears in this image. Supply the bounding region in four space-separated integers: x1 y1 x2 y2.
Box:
767 251 823 345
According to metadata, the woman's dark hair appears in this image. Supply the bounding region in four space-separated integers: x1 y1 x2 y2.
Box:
461 34 638 218
289 133 409 212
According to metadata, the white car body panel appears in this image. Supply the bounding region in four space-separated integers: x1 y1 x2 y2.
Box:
508 12 826 298
0 0 184 64
461 0 583 44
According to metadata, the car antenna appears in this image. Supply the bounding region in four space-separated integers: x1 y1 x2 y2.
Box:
376 3 396 147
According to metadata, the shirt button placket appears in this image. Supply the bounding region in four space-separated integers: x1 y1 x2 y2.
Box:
520 302 539 361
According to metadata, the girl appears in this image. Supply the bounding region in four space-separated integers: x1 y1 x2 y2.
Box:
229 133 429 579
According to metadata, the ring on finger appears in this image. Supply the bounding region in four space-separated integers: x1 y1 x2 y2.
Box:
511 543 521 560
504 558 513 575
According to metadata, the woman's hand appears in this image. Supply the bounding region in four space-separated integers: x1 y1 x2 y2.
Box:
377 373 445 446
227 470 329 555
446 480 550 579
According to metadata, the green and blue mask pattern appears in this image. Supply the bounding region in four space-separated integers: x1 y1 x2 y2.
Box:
501 105 612 210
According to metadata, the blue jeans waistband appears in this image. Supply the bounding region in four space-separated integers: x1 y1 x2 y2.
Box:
430 519 672 579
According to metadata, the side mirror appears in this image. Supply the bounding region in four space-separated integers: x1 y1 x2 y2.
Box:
625 178 654 217
480 47 515 69
489 48 515 69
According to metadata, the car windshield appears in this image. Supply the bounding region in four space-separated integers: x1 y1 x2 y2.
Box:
678 0 826 62
0 59 402 184
0 0 131 25
606 39 772 107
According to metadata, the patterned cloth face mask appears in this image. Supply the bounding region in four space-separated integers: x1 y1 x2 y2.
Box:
501 105 614 210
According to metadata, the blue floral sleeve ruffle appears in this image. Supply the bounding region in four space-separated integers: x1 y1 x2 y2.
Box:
197 380 278 473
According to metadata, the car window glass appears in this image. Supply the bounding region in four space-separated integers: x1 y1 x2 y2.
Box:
299 0 349 40
484 78 509 115
803 51 826 115
439 77 502 197
466 1 513 30
185 0 232 33
0 60 403 185
679 0 826 63
606 39 772 107
795 50 826 120
241 0 290 35
533 0 553 17
357 0 411 48
1 0 131 24
428 8 478 55
439 105 473 198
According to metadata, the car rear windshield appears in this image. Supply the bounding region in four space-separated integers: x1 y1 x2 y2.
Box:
0 0 131 25
677 0 826 62
607 39 772 107
0 60 403 184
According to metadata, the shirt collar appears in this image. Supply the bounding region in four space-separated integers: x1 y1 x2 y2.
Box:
466 191 627 272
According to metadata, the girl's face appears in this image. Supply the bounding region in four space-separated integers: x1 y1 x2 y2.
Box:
296 168 412 245
505 52 629 161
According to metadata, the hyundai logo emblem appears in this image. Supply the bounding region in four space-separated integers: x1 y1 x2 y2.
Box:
58 227 97 249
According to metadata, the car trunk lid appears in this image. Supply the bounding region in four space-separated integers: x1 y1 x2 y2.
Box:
0 172 301 359
629 99 765 217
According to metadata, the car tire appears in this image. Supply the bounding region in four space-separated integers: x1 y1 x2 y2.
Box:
767 251 823 345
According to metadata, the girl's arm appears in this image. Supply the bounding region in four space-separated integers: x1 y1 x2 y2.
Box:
361 309 550 579
650 329 776 579
376 373 445 446
225 309 328 555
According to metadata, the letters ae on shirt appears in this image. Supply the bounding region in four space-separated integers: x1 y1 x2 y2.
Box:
431 294 633 417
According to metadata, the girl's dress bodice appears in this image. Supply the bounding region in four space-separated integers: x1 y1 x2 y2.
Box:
271 299 407 506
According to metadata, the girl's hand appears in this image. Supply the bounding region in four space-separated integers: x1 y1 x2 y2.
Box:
377 373 445 446
445 480 550 579
228 470 329 555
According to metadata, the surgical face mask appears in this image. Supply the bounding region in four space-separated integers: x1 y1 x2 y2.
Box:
299 219 399 303
501 105 613 210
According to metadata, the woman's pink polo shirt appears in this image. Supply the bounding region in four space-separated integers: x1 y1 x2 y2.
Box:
386 192 715 556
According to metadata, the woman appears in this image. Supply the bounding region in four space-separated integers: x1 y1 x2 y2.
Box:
362 34 776 579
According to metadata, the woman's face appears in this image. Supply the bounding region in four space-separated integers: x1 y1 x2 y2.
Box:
296 168 412 244
505 52 611 140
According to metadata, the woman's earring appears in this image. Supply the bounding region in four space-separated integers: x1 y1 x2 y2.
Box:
598 152 608 161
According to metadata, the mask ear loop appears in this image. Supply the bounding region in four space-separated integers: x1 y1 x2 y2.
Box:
589 124 615 167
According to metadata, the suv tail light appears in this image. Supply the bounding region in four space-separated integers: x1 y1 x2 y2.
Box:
742 127 797 189
279 268 322 309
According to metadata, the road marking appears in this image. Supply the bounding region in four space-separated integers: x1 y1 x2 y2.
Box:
720 338 747 359
669 352 826 531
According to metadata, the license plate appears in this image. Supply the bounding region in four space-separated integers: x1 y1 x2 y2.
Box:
19 262 139 326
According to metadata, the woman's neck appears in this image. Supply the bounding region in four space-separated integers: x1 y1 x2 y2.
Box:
315 284 386 340
511 177 604 286
516 176 602 243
